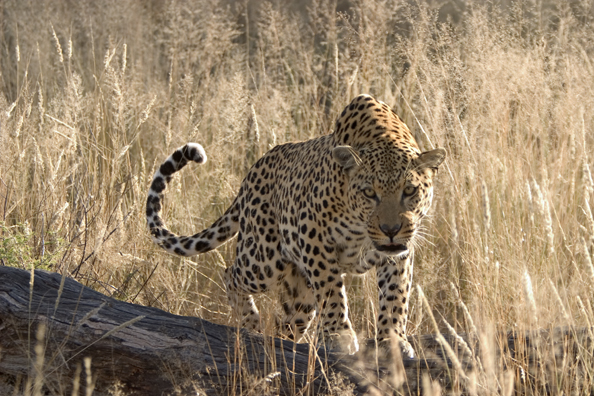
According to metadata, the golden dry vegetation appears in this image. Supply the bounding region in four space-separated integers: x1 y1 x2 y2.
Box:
1 0 594 394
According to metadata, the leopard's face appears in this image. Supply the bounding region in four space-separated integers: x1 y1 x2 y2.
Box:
334 143 445 257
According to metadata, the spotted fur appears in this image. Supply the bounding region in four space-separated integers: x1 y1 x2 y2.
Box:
147 95 445 356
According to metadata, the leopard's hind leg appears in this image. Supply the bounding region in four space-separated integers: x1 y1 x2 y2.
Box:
278 262 317 342
224 263 263 331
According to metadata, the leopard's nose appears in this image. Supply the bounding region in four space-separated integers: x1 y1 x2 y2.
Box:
379 223 402 238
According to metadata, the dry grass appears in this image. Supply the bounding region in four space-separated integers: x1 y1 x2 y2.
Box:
1 0 594 394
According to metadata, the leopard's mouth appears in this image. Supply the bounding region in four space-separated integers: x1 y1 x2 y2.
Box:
374 243 408 256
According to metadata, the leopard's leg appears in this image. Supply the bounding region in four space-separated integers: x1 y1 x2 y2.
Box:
225 210 291 333
313 271 359 354
224 235 282 332
278 262 317 342
376 255 415 358
224 264 262 331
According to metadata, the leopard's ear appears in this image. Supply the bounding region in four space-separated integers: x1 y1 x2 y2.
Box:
415 148 446 171
332 146 361 173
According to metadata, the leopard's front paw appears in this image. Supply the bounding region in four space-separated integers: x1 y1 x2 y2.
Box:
325 329 359 354
399 338 415 359
376 337 415 359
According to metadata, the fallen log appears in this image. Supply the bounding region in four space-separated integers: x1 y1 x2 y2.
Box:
0 266 592 395
0 266 372 395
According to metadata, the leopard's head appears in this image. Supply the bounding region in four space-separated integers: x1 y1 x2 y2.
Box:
333 141 445 257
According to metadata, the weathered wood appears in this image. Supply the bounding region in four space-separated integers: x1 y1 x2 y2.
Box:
0 266 369 395
0 266 592 395
0 266 333 394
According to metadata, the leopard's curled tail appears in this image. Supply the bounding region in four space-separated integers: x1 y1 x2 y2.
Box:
146 143 240 256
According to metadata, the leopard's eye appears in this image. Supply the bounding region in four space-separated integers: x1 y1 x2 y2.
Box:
403 185 417 196
363 187 377 199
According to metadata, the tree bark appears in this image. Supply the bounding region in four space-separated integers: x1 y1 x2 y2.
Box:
0 266 591 395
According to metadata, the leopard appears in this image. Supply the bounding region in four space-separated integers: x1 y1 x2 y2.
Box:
146 94 445 357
